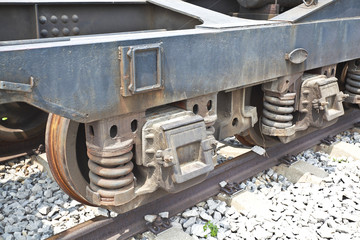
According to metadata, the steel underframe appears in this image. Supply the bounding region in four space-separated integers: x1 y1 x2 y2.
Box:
0 0 359 122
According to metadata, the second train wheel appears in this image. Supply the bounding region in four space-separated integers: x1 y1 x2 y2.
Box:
235 85 280 148
0 102 47 142
46 113 93 205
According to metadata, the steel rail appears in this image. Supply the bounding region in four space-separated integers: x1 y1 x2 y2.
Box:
49 109 360 240
0 135 44 162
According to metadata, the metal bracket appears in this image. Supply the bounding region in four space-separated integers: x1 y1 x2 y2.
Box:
119 43 163 97
146 216 172 235
320 135 336 146
0 77 33 92
280 154 298 165
219 182 245 195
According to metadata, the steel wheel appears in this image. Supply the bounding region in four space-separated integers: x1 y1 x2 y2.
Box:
46 113 93 205
0 102 47 142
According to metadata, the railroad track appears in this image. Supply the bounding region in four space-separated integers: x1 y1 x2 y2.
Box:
47 109 360 240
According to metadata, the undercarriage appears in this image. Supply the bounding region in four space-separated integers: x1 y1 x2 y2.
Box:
1 0 360 212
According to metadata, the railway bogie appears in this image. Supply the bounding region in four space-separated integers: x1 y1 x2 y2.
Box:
1 0 360 212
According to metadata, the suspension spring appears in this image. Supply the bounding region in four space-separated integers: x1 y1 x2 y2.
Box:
345 72 360 95
88 140 135 204
262 93 295 129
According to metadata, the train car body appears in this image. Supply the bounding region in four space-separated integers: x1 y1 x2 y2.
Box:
1 0 360 213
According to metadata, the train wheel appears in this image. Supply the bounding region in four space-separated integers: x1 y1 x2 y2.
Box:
0 102 47 142
46 114 93 205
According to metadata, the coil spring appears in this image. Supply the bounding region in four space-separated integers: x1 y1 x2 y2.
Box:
262 93 295 129
345 72 360 95
88 145 134 201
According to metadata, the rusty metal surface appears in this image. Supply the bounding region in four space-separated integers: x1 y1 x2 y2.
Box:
45 114 93 205
49 109 360 240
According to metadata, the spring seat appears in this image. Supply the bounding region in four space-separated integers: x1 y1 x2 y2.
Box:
262 93 295 129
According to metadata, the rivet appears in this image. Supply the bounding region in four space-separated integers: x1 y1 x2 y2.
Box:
50 15 57 23
72 27 80 35
39 16 47 24
52 28 59 36
62 28 70 36
72 14 79 23
40 29 48 37
61 15 69 23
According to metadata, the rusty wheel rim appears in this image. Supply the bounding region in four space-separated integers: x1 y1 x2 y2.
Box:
46 114 93 205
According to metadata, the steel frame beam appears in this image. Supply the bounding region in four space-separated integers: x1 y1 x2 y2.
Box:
0 0 359 123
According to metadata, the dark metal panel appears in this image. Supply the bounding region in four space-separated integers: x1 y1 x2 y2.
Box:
186 0 239 15
1 16 360 122
147 0 270 28
0 5 37 41
36 3 202 38
0 2 202 41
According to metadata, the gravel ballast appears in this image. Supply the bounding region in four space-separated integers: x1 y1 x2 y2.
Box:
0 157 111 240
140 130 360 240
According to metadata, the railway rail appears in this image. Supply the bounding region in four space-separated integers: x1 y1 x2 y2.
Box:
48 109 360 240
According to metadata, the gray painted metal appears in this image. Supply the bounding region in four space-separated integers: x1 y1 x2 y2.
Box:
0 0 360 123
272 0 360 23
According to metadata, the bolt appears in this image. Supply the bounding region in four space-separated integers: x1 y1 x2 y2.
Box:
51 28 59 36
72 27 80 35
61 15 69 23
62 28 70 36
39 16 47 24
72 14 79 23
50 15 57 23
40 29 48 37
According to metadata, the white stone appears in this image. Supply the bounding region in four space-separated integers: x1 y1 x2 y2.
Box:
213 211 222 221
219 181 227 188
200 212 213 222
251 146 266 156
207 199 218 210
252 226 272 239
317 225 334 239
158 212 169 219
44 189 52 198
39 205 51 215
182 209 199 218
183 217 196 229
216 203 227 215
144 214 157 223
191 224 210 237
